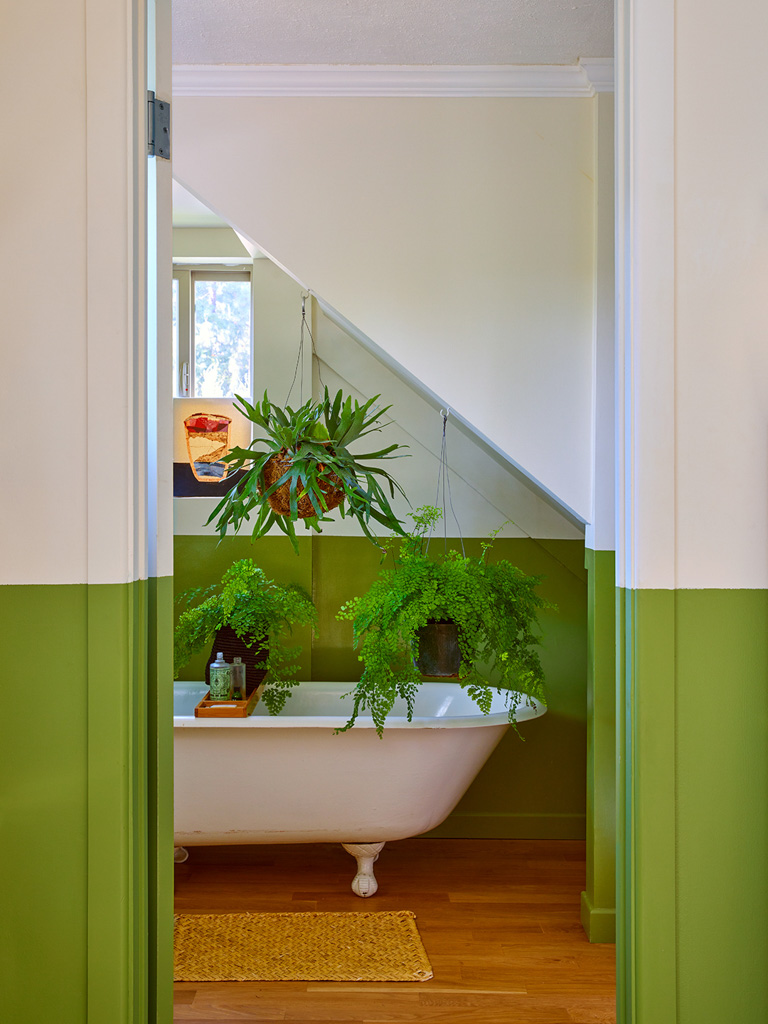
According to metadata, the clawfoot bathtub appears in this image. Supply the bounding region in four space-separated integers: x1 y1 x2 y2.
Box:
173 681 545 896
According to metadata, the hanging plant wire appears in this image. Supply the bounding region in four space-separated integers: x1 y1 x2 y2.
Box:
284 294 328 408
207 295 410 552
425 408 465 558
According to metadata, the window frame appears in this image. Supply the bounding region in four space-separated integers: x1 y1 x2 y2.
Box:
172 264 252 399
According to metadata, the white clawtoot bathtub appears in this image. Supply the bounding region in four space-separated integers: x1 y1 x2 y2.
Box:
173 680 546 896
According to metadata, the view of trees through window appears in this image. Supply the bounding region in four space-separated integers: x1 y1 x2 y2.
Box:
193 278 251 397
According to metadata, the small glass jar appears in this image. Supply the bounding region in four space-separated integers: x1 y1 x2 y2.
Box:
209 651 232 700
231 656 246 701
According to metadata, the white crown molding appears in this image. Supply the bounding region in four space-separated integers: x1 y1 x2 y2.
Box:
579 58 615 93
172 61 614 98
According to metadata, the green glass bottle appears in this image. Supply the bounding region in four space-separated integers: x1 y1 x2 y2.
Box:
231 656 246 701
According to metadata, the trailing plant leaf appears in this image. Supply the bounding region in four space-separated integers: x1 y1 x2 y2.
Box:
336 506 552 735
174 559 317 711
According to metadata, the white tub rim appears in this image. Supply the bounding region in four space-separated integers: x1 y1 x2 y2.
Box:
173 679 546 730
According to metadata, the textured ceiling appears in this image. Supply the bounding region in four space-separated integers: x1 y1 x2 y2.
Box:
172 0 613 67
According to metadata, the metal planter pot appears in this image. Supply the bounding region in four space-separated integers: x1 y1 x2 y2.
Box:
414 620 461 677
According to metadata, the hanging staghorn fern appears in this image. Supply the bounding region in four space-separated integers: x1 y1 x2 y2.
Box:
207 388 410 553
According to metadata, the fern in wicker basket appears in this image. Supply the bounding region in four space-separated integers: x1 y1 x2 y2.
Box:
208 388 409 553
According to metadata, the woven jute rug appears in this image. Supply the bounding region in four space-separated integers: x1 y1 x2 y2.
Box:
173 910 433 983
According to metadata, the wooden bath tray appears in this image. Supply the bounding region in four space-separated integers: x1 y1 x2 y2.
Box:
194 683 265 718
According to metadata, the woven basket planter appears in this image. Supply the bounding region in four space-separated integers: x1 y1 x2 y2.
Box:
262 450 345 519
205 625 268 695
414 620 461 677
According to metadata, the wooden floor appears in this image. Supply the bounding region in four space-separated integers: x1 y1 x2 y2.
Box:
174 838 615 1024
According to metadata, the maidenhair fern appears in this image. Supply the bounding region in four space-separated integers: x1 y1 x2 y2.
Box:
337 507 551 734
174 559 317 713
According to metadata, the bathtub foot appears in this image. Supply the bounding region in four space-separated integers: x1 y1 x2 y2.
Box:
174 846 189 864
342 842 385 897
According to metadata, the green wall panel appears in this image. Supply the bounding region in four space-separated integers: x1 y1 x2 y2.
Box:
425 538 587 839
616 587 631 1024
173 533 588 840
310 536 389 682
0 585 89 1024
618 587 768 1024
581 548 616 942
86 581 141 1020
148 576 175 1024
0 579 173 1024
173 536 314 682
675 591 768 1023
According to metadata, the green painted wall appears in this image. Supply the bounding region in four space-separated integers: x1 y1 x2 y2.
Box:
174 536 315 682
581 548 616 942
148 577 175 1024
0 579 173 1024
0 585 88 1023
618 588 768 1024
173 533 588 839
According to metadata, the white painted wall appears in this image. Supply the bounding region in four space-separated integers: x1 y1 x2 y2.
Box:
311 303 583 540
1 6 88 583
174 265 584 541
617 0 768 589
172 96 596 520
172 226 251 260
673 3 768 589
0 0 169 585
585 91 615 554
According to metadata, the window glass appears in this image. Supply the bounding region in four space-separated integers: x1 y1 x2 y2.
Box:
193 278 251 398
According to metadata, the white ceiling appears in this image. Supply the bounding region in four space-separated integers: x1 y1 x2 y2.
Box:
172 0 613 224
172 0 613 67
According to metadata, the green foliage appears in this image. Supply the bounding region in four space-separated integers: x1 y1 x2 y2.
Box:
173 559 317 714
337 507 551 734
208 388 409 553
193 278 251 397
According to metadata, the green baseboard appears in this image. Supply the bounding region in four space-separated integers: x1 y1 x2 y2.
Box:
580 890 616 943
424 812 586 840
